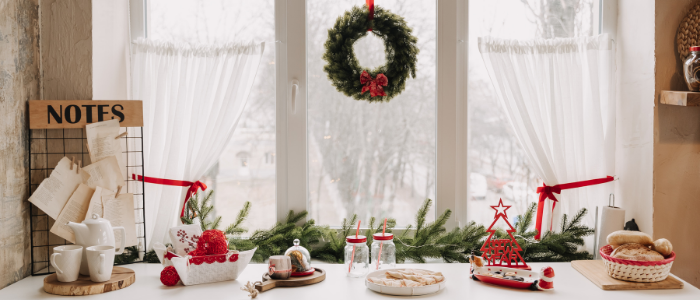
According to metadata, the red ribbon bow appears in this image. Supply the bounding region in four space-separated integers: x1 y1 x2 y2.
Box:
132 174 208 218
534 176 614 240
360 70 388 97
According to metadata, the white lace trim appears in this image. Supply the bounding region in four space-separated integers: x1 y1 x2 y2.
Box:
478 34 611 54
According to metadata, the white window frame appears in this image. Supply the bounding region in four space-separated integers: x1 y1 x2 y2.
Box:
128 0 612 231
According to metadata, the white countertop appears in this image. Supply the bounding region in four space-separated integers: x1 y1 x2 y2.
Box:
2 263 699 299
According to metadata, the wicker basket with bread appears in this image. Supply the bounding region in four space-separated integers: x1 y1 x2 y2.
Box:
600 231 675 283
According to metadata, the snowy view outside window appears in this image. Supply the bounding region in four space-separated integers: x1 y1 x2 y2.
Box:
148 0 594 233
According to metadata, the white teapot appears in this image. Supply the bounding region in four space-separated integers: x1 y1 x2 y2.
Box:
67 214 125 275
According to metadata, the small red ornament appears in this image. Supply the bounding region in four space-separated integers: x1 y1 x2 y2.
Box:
160 266 180 286
197 229 228 255
479 199 530 270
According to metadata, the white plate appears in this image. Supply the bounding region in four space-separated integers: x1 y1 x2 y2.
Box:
364 269 446 296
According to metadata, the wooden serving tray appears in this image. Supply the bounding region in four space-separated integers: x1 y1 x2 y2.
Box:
255 267 325 292
44 266 135 296
572 260 683 290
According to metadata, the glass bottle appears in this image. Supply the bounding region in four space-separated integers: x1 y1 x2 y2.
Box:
684 46 700 91
371 233 396 270
344 235 369 277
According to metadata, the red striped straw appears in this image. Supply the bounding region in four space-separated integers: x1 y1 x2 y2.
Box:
348 220 361 273
376 218 387 270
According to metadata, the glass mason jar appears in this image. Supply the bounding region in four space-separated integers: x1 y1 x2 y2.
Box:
371 233 396 270
344 235 369 277
684 46 700 91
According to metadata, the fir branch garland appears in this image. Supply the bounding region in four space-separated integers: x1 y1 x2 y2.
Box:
138 193 594 265
323 4 419 102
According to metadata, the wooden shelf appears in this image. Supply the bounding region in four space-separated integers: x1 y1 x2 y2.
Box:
660 90 700 106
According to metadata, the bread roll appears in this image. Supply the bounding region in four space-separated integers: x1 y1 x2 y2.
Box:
653 238 673 256
611 243 664 261
606 230 654 247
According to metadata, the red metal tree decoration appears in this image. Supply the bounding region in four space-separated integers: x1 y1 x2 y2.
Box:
479 199 530 270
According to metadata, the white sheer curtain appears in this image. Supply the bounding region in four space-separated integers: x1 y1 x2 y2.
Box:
131 39 264 249
478 34 615 244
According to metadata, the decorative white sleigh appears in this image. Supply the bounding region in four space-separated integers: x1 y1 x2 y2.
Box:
155 243 257 286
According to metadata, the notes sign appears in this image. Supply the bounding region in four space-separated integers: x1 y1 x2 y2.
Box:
29 100 144 129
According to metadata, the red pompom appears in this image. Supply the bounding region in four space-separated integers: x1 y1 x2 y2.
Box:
197 229 228 255
160 266 180 286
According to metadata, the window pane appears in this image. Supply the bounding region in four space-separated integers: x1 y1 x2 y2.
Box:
467 0 594 225
148 0 276 233
307 1 437 226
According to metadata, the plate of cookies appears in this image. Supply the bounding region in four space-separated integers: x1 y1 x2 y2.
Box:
600 230 675 283
365 269 446 296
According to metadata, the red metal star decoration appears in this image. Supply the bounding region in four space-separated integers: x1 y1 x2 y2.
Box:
490 198 511 219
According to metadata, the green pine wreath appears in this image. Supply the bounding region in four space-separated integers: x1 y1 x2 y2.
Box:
322 5 419 102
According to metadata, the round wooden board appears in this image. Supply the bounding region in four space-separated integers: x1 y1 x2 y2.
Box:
44 266 135 296
255 267 326 292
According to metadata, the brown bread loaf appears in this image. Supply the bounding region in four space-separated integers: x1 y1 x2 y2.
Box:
611 243 664 261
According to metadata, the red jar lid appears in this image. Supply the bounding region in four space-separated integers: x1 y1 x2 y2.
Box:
346 235 367 243
691 46 700 51
373 233 394 240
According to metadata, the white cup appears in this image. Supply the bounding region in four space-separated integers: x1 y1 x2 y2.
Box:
86 245 115 282
50 245 83 282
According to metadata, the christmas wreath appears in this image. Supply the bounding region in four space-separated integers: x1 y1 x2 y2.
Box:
322 2 419 102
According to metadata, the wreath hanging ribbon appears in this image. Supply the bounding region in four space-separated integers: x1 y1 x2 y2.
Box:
534 176 614 239
132 174 208 218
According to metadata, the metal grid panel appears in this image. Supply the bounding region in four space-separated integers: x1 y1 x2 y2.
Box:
28 127 147 276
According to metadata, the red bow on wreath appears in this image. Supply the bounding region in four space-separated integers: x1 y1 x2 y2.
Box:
360 70 388 97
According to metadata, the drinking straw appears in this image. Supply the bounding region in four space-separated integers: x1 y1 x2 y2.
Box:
348 220 361 273
376 218 387 270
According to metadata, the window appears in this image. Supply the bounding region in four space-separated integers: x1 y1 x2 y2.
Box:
467 0 596 225
306 0 437 226
140 0 601 231
148 0 277 233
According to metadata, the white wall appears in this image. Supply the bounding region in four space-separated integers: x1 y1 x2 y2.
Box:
92 0 130 100
614 0 655 236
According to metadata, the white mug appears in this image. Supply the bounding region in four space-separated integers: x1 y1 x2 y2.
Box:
86 245 115 282
50 245 83 282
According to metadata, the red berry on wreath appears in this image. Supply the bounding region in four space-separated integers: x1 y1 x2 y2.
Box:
160 266 180 286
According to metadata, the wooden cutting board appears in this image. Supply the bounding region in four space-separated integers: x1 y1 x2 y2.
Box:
255 267 326 292
44 266 135 296
572 260 683 290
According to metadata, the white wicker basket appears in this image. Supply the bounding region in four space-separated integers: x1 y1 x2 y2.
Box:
600 245 675 283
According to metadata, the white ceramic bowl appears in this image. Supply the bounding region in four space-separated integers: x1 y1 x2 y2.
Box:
364 269 446 296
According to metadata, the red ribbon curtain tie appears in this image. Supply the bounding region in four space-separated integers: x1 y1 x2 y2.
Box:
360 70 388 97
534 176 614 240
132 174 208 218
